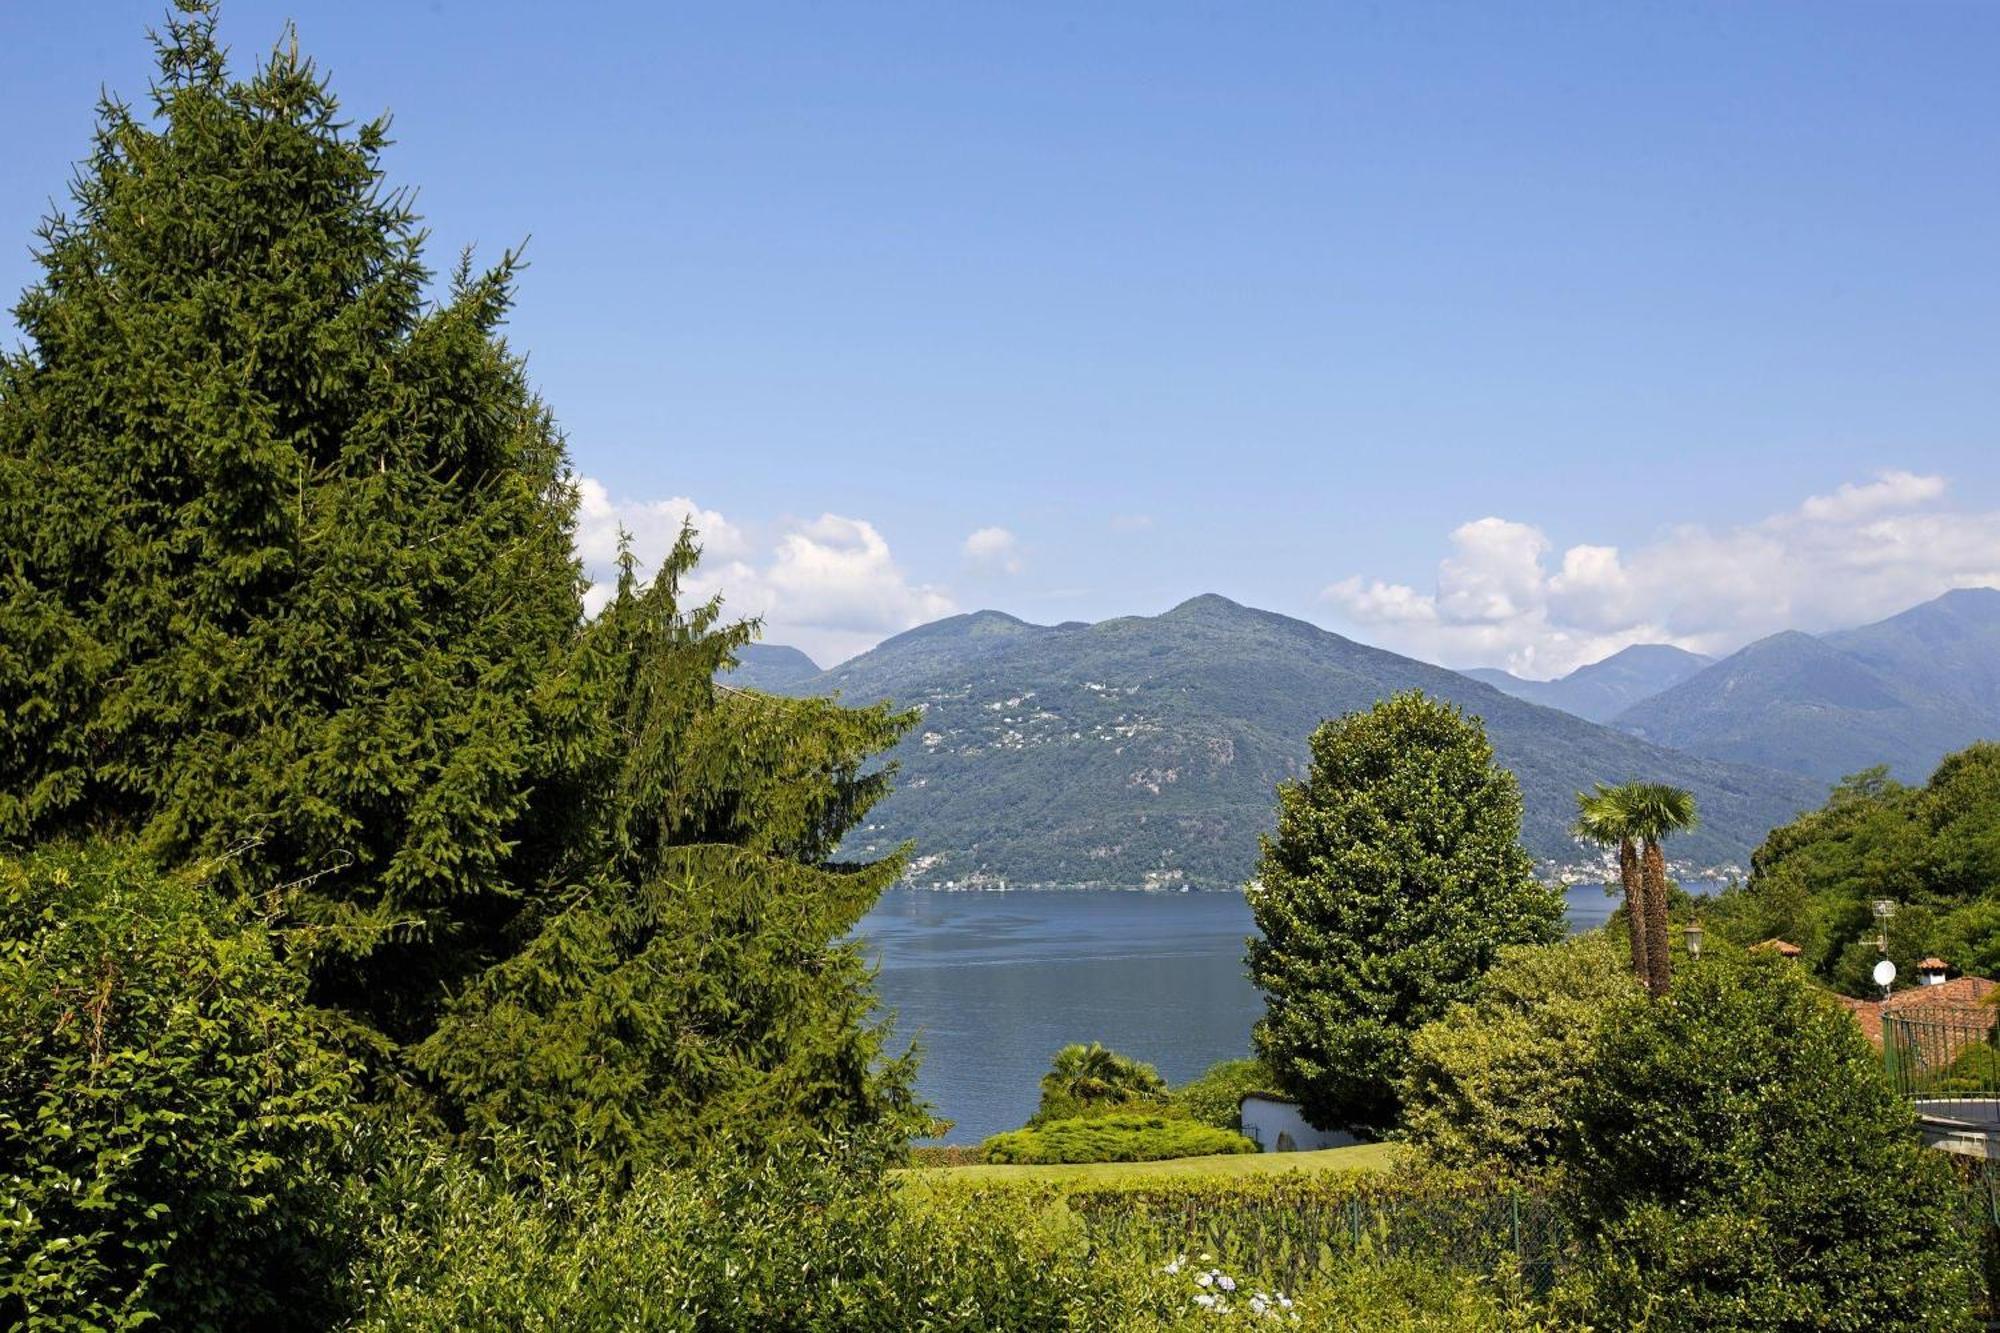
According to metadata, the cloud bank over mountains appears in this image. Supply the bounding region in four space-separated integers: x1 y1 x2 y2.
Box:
573 470 2000 675
573 478 952 662
1325 471 2000 679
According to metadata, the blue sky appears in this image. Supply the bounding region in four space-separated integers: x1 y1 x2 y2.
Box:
6 3 2000 670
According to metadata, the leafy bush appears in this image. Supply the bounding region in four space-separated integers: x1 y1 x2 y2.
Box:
350 1140 1569 1330
348 1140 1173 1331
1556 954 1978 1328
1248 692 1565 1134
0 844 359 1331
1028 1042 1171 1125
982 1114 1255 1165
1399 933 1638 1179
1707 747 2000 988
1170 1057 1278 1131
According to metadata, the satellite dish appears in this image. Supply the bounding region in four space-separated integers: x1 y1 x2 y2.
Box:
1872 959 1898 988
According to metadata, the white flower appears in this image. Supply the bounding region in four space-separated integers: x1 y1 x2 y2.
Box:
1195 1271 1212 1287
1194 1293 1217 1310
1218 1274 1236 1292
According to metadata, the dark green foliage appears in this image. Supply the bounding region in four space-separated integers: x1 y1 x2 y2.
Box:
1557 955 1977 1329
1707 744 2000 991
1169 1057 1277 1131
767 595 1822 888
0 8 581 1041
411 543 921 1174
1028 1042 1169 1126
0 843 358 1331
1248 692 1566 1133
0 4 918 1184
981 1114 1255 1165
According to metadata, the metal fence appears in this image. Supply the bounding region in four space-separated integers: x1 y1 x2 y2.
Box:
1068 1185 1570 1297
1883 1007 2000 1099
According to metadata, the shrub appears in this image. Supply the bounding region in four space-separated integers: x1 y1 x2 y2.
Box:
349 1140 1172 1331
0 844 359 1331
1556 954 1978 1329
981 1114 1255 1165
1399 933 1638 1180
1247 692 1564 1134
1029 1042 1171 1125
1170 1057 1278 1131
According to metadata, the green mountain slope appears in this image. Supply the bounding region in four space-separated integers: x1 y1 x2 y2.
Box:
1462 644 1713 723
763 595 1822 888
1615 589 2000 782
720 642 823 692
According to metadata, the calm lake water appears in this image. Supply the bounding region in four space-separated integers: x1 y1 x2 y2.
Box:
852 883 1686 1142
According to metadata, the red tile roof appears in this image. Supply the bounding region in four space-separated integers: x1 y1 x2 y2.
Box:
1752 938 1803 958
1837 975 1998 1046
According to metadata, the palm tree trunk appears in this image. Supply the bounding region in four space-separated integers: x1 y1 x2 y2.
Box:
1640 837 1673 997
1618 838 1650 986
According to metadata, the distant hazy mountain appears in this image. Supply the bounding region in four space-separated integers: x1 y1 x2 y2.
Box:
1461 644 1714 723
719 642 822 692
764 594 1821 889
1614 588 2000 782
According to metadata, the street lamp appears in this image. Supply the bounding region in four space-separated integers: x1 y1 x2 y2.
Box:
1683 918 1704 960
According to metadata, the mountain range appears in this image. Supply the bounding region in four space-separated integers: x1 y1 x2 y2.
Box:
1463 645 1714 723
1612 587 2000 782
747 594 1825 889
720 642 823 692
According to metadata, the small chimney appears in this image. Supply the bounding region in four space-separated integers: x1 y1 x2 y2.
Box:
1917 957 1949 986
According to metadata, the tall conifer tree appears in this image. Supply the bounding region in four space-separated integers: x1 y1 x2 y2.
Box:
0 5 916 1161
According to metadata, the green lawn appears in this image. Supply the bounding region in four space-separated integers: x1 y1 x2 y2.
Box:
904 1142 1399 1187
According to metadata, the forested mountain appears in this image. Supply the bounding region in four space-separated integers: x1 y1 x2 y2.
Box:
758 595 1823 887
721 643 823 691
1614 588 2000 782
1462 644 1713 723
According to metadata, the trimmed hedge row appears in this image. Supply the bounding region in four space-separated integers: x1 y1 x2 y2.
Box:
981 1114 1256 1165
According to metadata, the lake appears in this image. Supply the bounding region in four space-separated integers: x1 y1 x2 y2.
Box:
853 883 1679 1142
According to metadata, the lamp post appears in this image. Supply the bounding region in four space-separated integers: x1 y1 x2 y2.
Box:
1683 918 1704 961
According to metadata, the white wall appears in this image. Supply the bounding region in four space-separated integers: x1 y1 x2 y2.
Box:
1238 1094 1357 1152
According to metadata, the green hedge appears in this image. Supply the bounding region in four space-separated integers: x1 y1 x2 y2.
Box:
980 1113 1256 1165
1169 1057 1280 1130
0 845 360 1331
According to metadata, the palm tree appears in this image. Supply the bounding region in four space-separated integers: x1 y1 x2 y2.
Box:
1035 1042 1167 1122
1574 784 1651 987
1622 783 1699 998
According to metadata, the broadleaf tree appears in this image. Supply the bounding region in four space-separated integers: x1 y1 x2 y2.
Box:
1246 691 1565 1134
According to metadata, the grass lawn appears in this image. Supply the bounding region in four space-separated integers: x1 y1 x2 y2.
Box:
905 1142 1399 1187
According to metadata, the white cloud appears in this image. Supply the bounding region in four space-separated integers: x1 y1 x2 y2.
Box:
572 476 747 567
1323 471 2000 678
962 525 1023 574
573 478 953 663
